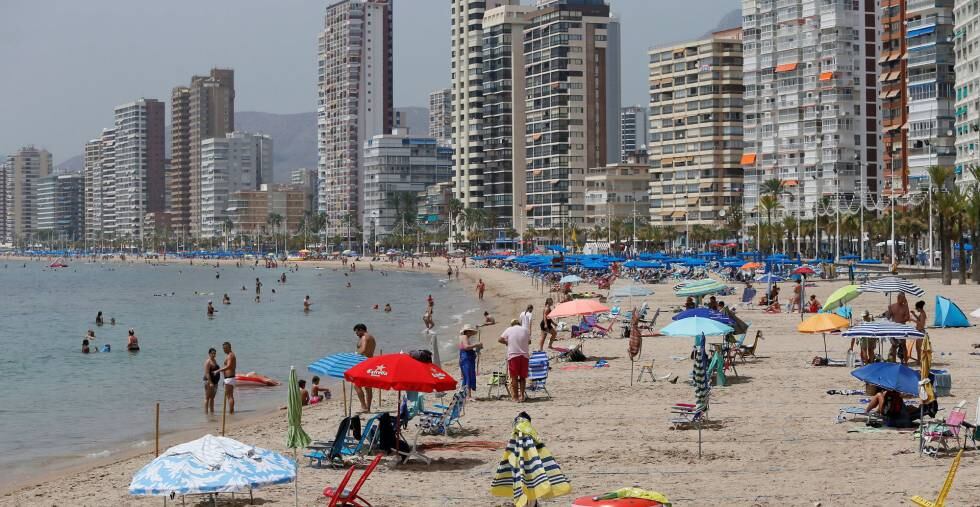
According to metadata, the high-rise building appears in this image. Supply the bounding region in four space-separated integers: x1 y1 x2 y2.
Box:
113 98 166 240
361 129 452 239
3 146 52 244
482 4 534 238
450 0 516 213
523 0 619 231
200 132 273 238
741 0 881 231
227 185 310 236
907 0 954 191
620 106 648 162
169 69 235 237
317 0 393 238
84 129 117 242
881 0 908 195
648 28 744 230
955 0 980 185
290 167 318 212
585 154 651 231
428 88 452 143
36 173 84 241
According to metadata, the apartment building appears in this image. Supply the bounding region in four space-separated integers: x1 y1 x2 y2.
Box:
954 0 979 184
84 129 117 242
585 154 651 228
620 105 648 162
113 98 166 239
316 0 393 237
428 88 452 143
3 146 52 244
741 0 881 227
199 132 273 238
36 173 84 241
523 0 619 231
881 0 908 195
227 185 310 235
648 28 744 230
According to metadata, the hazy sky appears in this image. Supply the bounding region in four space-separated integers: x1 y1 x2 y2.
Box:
0 0 738 163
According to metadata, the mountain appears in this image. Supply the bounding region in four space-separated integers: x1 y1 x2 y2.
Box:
56 154 84 174
704 8 742 36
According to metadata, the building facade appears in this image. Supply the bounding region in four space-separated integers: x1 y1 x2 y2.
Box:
113 98 166 240
3 146 52 244
584 156 651 229
741 0 881 228
523 0 618 231
227 185 310 235
482 4 534 238
881 0 908 195
361 129 452 239
953 0 978 184
0 161 7 244
428 88 452 143
648 28 744 230
620 106 648 162
84 129 117 242
417 181 454 228
36 173 84 241
317 0 393 237
169 69 235 237
200 132 273 238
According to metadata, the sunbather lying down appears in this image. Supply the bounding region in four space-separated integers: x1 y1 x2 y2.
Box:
863 385 924 428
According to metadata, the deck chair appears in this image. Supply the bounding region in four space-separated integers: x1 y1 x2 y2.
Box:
486 370 509 399
670 402 706 428
549 339 584 362
837 406 882 425
738 330 763 360
306 414 382 467
418 390 466 436
636 358 656 382
722 341 739 377
527 351 551 398
923 402 968 456
323 453 383 507
962 397 980 449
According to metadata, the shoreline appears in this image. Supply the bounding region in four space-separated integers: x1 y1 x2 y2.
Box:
0 255 513 498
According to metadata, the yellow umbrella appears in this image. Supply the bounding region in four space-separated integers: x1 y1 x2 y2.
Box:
797 313 850 361
920 335 934 403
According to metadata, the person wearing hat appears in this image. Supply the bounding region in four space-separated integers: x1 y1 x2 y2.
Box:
458 323 483 400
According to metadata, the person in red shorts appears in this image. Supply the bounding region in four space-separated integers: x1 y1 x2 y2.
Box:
499 318 531 402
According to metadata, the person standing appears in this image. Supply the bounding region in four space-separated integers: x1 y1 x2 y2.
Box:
499 319 531 402
203 348 220 414
911 300 928 364
477 279 486 300
303 295 312 312
519 304 534 331
458 324 483 401
255 277 262 296
207 301 215 317
887 293 912 363
126 328 140 351
217 342 237 413
353 324 377 412
538 298 557 351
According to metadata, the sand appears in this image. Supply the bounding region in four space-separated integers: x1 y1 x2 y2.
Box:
4 257 980 506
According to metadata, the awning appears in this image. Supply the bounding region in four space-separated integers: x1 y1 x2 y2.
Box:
783 179 799 186
878 51 894 63
531 133 542 141
818 71 834 81
687 197 699 205
700 181 714 190
775 62 798 73
879 72 898 82
885 89 900 98
740 153 757 165
662 157 675 165
908 25 936 38
671 211 686 218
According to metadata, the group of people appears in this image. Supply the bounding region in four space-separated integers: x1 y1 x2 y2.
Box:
849 293 927 365
82 312 140 353
202 342 237 414
296 376 330 406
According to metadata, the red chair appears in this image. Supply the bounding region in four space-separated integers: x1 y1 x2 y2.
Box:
324 453 383 507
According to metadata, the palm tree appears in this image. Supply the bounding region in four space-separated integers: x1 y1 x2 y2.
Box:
952 187 969 285
968 166 980 283
522 226 538 252
266 213 283 255
758 194 781 253
927 165 956 285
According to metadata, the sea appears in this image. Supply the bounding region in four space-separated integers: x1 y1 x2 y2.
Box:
0 258 480 490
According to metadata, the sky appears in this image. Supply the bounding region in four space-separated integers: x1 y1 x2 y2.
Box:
0 0 739 163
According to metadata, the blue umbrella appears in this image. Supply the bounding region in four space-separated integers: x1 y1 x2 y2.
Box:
850 362 920 396
129 435 295 497
840 254 860 260
755 274 785 283
660 317 733 337
308 352 367 379
672 308 734 325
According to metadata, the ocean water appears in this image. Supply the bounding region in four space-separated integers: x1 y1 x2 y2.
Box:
0 259 479 489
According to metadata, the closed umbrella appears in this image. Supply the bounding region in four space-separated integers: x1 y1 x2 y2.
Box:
691 338 710 458
548 299 610 319
851 362 920 396
285 366 311 507
797 313 850 361
822 284 861 312
490 413 571 506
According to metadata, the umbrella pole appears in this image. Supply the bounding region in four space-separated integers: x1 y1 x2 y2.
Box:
155 402 160 457
630 359 634 387
293 449 298 507
823 333 828 362
221 391 227 436
698 420 703 459
342 381 348 417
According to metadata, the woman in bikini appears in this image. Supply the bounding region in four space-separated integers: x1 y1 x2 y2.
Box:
539 297 558 350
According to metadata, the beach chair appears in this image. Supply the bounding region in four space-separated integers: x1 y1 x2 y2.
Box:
323 453 383 507
418 390 466 436
961 397 980 449
635 358 657 382
306 414 382 467
486 370 509 399
738 330 763 360
549 340 584 363
527 351 551 399
670 403 706 428
923 403 967 456
837 406 882 425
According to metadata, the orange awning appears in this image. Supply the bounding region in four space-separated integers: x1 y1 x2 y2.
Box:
775 62 798 72
740 153 757 165
531 133 543 141
783 179 799 186
671 211 686 218
818 71 834 81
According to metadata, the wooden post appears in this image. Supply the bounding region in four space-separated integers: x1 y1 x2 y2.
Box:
155 402 160 456
221 391 228 436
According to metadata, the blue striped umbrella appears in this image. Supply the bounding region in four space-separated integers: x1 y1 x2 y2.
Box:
858 276 924 297
840 321 925 339
308 352 367 379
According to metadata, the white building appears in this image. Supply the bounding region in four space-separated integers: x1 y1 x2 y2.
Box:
741 0 881 229
317 0 393 236
954 0 980 185
428 88 452 143
84 129 117 242
111 98 165 241
200 132 273 238
3 146 52 244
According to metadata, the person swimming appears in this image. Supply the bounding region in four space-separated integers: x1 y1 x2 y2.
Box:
82 338 91 354
222 293 231 305
384 304 392 313
96 311 104 326
126 329 140 351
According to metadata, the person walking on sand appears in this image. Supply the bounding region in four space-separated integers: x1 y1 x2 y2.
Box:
353 324 377 412
539 298 557 351
458 324 483 401
519 304 534 331
217 342 237 413
499 319 531 402
477 279 486 300
203 347 220 414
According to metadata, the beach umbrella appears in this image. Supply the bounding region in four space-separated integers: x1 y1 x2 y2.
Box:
675 280 727 298
308 352 367 416
490 413 571 506
659 317 733 337
740 262 763 270
344 353 457 393
851 362 920 396
559 274 584 284
858 276 924 297
548 299 610 319
672 308 734 325
610 286 654 298
285 367 310 507
754 273 784 283
822 285 861 312
797 313 850 361
129 435 295 498
841 321 925 340
793 266 815 276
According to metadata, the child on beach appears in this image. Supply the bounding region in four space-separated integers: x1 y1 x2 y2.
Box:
311 376 330 403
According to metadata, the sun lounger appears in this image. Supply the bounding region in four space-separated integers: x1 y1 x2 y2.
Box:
670 403 706 428
323 453 383 507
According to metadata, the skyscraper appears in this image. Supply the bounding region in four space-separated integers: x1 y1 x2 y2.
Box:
523 0 618 231
84 128 117 242
113 98 165 240
741 0 880 238
955 0 980 185
880 0 908 196
169 69 235 237
36 173 85 241
200 132 273 237
428 88 452 143
0 161 7 244
317 0 393 239
648 28 744 231
620 106 648 162
3 146 52 244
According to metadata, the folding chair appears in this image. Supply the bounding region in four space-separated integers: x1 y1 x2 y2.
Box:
486 370 508 399
418 390 466 436
323 453 383 507
527 351 551 398
923 402 968 456
738 330 763 361
636 358 656 382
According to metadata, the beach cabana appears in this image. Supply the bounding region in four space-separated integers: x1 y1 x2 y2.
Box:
934 296 970 328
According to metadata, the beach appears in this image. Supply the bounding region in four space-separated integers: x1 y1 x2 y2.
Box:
4 258 980 506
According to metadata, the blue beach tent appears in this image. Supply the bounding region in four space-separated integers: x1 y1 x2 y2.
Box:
934 295 971 328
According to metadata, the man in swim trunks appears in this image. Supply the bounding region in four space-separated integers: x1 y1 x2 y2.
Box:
304 295 311 312
217 341 237 413
255 278 262 295
353 324 376 412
